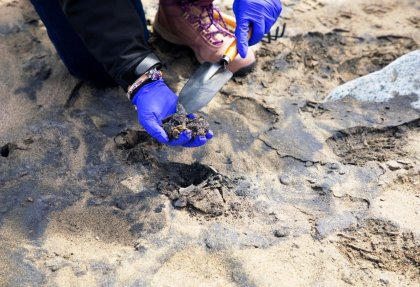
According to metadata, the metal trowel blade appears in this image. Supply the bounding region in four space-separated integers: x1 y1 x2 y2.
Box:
179 62 233 114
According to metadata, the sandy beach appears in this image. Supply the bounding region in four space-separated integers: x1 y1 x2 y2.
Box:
1 0 419 286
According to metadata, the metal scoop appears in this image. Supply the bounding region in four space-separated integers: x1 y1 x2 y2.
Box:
178 13 251 114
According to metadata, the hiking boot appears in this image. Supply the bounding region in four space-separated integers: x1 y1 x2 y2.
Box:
153 0 256 76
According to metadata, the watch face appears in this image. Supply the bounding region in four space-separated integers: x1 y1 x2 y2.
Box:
148 68 162 81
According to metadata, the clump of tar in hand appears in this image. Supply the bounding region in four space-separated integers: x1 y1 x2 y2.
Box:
162 103 210 139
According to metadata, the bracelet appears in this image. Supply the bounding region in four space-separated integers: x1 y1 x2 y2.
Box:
126 66 163 100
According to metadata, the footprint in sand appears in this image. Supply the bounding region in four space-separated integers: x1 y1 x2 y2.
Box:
362 3 394 16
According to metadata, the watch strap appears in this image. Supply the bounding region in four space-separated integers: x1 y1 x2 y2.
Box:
120 53 162 91
135 54 161 76
126 66 163 101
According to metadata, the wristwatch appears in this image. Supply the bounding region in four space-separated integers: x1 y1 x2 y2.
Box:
120 53 162 92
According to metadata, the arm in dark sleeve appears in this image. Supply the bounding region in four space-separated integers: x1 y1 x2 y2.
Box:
58 0 160 90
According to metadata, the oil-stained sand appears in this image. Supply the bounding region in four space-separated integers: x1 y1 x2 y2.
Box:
1 0 419 286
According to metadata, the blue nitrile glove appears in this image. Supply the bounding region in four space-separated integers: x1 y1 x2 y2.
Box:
131 79 213 148
233 0 282 58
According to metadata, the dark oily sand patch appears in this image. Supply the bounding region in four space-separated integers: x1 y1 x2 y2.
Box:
157 162 251 219
1 1 52 102
162 105 210 139
337 219 420 280
114 129 151 149
327 119 420 165
114 134 252 218
0 247 45 287
275 32 418 81
114 129 162 165
15 56 52 100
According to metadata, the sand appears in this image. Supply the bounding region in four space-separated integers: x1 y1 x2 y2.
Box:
0 0 419 286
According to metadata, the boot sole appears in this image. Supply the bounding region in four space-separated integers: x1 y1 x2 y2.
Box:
232 60 256 77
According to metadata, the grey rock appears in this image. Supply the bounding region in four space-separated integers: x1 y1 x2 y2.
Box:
45 257 67 272
325 50 420 111
292 243 300 249
329 163 339 170
273 228 290 238
279 175 292 185
240 233 272 249
178 185 196 196
342 275 354 285
174 197 188 208
386 160 402 171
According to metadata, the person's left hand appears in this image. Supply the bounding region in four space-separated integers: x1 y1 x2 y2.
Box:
233 0 282 58
131 79 213 148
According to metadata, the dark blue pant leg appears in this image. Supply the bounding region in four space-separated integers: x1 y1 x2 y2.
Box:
131 0 149 41
30 0 148 86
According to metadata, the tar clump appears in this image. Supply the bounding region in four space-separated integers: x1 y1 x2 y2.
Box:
162 104 210 139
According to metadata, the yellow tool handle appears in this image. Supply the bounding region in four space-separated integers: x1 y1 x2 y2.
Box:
222 28 252 65
213 11 252 65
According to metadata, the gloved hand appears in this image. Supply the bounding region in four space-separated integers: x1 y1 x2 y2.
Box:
233 0 282 58
131 79 213 147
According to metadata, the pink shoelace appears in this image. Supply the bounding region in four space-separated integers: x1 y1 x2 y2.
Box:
180 2 233 45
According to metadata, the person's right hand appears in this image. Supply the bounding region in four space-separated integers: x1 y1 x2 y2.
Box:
233 0 282 58
131 79 213 147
